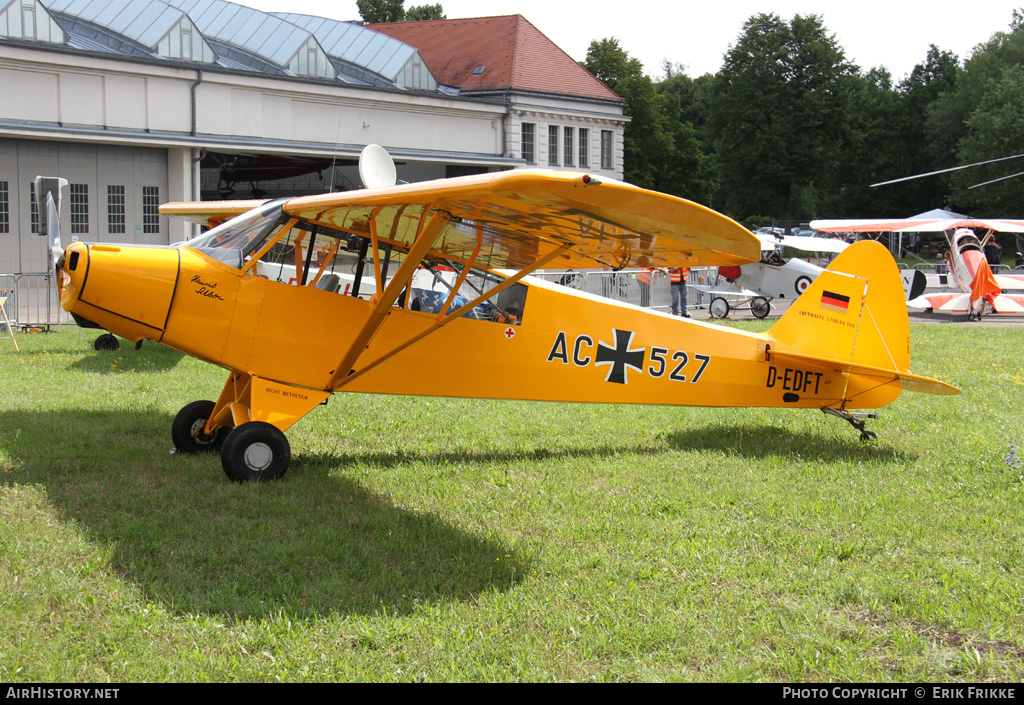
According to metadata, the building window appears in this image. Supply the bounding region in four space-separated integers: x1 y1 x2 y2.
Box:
70 184 88 235
579 128 589 168
548 125 559 166
0 182 8 234
601 130 614 169
142 186 160 234
22 4 36 40
107 185 125 234
564 127 574 167
181 27 193 60
29 182 38 234
521 123 535 164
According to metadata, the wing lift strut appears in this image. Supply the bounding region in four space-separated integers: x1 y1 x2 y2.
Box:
331 215 570 392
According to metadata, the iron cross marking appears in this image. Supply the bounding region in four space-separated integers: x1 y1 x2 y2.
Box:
595 329 645 384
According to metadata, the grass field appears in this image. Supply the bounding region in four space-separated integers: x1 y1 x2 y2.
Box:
0 323 1021 682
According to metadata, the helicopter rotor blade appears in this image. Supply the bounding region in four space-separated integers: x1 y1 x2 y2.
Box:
870 153 1024 187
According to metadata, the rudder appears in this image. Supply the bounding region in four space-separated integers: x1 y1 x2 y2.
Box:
768 240 910 374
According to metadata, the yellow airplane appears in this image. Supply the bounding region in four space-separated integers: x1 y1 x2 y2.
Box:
54 149 959 481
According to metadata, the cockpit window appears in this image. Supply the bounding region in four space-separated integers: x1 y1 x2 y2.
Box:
187 199 289 266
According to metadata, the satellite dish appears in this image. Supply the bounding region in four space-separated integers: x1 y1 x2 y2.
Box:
358 144 397 189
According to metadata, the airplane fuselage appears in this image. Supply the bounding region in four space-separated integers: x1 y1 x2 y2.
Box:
60 238 902 433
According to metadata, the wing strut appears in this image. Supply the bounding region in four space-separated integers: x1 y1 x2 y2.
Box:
331 242 569 392
327 209 453 389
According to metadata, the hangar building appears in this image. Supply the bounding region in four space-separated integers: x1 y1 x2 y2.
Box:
0 0 627 272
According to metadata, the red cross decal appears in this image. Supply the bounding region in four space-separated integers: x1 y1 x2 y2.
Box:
504 326 516 339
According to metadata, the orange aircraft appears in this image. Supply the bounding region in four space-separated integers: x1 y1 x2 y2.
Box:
54 148 959 482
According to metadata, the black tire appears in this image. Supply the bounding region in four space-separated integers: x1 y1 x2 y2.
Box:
751 296 771 319
794 276 812 297
94 333 120 351
709 296 730 319
220 421 290 483
171 400 226 454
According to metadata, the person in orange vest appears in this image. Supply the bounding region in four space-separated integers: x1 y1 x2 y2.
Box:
637 268 663 307
668 266 690 317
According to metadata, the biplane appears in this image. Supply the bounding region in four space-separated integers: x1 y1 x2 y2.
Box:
692 231 851 319
54 147 959 482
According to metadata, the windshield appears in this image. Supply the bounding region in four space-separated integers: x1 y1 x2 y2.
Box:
187 199 289 267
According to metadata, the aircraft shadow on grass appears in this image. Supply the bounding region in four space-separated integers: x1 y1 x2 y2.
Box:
0 409 913 619
662 423 916 463
66 341 184 374
0 408 535 619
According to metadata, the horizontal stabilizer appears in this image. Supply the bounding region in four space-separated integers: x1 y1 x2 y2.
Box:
770 350 960 396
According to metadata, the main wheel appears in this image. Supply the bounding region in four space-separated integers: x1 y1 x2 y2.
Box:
171 400 226 454
94 333 120 351
751 296 771 319
709 296 730 319
220 421 290 483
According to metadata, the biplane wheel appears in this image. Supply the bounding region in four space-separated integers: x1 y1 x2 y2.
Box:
709 296 730 319
94 333 120 351
171 400 226 454
220 421 290 483
860 430 878 441
751 297 771 319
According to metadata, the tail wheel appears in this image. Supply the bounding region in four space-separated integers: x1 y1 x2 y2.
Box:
221 421 290 483
171 400 226 454
709 296 730 319
751 297 771 319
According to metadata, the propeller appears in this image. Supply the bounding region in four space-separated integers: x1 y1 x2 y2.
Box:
47 193 63 270
34 176 69 290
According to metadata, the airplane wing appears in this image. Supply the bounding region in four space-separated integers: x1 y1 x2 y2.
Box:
812 217 1024 234
908 291 1024 314
996 273 1024 289
810 219 935 233
281 170 760 271
779 235 849 253
900 218 1024 233
160 199 270 228
690 283 764 299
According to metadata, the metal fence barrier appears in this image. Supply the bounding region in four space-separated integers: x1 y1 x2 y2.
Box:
0 272 68 331
528 267 718 310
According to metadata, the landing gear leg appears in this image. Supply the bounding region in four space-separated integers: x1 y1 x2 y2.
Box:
822 407 879 441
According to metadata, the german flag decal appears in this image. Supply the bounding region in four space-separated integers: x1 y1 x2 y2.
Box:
820 290 851 314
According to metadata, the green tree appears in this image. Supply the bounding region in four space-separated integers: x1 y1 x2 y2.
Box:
709 13 856 225
656 67 718 204
948 11 1024 215
406 4 445 21
823 67 907 218
584 38 672 190
357 0 407 23
358 0 445 23
584 39 715 201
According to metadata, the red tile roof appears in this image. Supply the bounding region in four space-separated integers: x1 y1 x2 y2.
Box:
368 15 621 102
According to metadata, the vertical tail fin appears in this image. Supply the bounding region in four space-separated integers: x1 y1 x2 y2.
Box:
768 241 957 404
